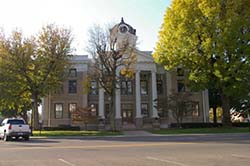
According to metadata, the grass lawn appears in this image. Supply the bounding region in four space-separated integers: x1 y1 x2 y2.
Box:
151 128 250 135
32 130 122 137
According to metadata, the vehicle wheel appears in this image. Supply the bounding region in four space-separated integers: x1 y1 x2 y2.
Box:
3 133 11 141
24 136 29 141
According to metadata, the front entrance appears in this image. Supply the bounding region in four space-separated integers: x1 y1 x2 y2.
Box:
121 104 134 125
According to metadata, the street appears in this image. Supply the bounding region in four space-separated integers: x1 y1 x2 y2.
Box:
0 133 250 166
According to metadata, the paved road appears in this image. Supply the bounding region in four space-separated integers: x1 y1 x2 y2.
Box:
0 133 250 166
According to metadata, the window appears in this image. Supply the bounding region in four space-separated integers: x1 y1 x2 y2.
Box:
90 81 98 95
7 119 25 125
192 103 199 117
121 104 133 121
141 103 149 118
69 103 77 118
90 104 98 116
177 80 185 92
185 102 199 117
140 74 148 95
55 103 63 119
140 81 148 95
121 81 126 95
157 74 164 95
69 80 77 93
121 80 133 95
127 81 132 94
177 68 184 76
69 68 77 77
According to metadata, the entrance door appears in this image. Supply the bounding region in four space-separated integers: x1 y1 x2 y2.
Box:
122 109 133 124
121 104 133 125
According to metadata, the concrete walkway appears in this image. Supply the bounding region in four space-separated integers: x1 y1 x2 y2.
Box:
122 130 154 136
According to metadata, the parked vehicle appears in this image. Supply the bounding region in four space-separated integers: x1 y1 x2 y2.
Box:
0 118 31 141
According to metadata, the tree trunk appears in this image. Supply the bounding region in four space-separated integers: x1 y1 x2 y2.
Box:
32 93 39 130
221 94 232 128
109 93 116 131
176 118 181 128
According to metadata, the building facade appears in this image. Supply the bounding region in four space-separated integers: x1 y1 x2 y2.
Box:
42 19 210 129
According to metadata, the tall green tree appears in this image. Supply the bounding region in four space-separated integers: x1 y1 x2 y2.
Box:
0 24 73 129
153 0 250 127
0 30 35 119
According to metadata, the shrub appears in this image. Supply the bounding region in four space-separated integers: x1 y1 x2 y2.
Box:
43 125 80 131
170 122 250 128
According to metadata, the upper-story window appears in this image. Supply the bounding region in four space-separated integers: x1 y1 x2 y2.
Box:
69 80 77 93
177 68 184 77
121 80 133 95
69 68 77 77
90 81 98 95
177 80 185 92
157 74 164 95
140 74 148 95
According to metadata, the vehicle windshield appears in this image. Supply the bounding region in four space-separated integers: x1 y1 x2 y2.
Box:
7 119 25 125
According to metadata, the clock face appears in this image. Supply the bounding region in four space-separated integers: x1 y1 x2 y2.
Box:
119 25 128 33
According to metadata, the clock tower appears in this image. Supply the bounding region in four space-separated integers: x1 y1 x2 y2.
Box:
110 17 137 49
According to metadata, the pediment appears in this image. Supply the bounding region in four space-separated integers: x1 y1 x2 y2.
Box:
136 51 155 64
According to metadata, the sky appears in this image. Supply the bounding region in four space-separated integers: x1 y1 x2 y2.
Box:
0 0 171 55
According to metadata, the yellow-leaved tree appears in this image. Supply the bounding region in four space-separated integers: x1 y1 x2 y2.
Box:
154 0 250 127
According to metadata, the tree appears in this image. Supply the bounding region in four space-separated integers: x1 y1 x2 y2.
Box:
0 24 73 129
153 0 250 127
0 107 29 122
0 30 34 117
71 106 97 130
87 24 136 131
168 92 193 128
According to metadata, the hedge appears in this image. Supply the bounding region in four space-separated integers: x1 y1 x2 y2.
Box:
170 122 250 128
43 125 80 131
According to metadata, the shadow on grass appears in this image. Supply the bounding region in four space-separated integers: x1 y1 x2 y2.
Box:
29 129 250 145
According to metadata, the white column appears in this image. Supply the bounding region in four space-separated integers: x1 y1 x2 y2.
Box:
98 88 105 119
151 71 159 118
135 70 142 118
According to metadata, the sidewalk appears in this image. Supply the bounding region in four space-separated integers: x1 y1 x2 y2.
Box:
122 130 154 136
31 130 154 139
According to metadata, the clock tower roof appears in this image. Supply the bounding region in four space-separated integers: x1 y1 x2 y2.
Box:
118 17 136 35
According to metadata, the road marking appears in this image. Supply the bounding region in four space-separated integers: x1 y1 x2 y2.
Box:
0 142 194 150
146 156 189 166
231 154 250 159
58 159 75 166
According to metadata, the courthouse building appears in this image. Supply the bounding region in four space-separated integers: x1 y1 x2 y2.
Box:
42 19 210 129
